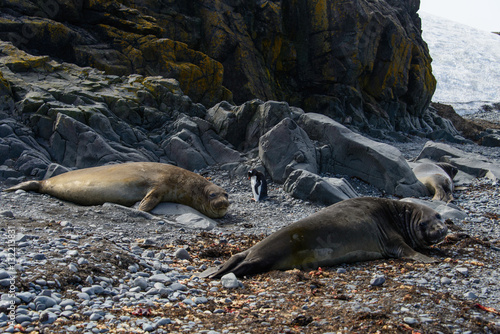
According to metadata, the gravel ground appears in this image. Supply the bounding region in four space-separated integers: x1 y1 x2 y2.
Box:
1 137 499 333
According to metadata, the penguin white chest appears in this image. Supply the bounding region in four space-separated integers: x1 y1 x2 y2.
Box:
250 176 261 201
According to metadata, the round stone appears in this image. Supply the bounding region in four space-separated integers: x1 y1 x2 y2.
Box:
370 276 385 287
174 248 191 260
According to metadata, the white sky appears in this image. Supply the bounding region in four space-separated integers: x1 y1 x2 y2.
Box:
419 0 500 32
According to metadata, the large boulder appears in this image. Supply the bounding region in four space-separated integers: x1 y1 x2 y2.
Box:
284 169 359 205
259 118 317 183
197 0 435 131
298 113 427 197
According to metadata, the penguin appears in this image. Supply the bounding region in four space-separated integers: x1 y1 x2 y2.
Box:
248 169 268 202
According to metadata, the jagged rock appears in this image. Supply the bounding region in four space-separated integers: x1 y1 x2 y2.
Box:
198 0 435 131
1 41 238 176
0 165 23 180
0 0 436 131
206 99 303 151
0 2 231 107
298 113 427 197
162 115 241 171
50 113 150 168
87 113 122 143
201 131 242 165
12 151 52 179
415 141 500 181
0 119 52 178
430 102 491 142
259 118 317 183
284 169 359 205
162 129 214 171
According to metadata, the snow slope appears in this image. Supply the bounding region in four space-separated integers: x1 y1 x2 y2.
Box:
420 12 500 114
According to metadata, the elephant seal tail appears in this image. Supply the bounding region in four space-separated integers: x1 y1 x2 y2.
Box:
3 181 42 192
198 250 250 279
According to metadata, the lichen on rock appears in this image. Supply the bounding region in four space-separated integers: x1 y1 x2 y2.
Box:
0 0 436 132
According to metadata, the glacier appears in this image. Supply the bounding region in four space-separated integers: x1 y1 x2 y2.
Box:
420 12 500 115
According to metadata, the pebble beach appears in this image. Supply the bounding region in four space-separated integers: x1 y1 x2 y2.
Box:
1 119 500 333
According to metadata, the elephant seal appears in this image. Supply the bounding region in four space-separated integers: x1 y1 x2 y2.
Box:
200 197 447 278
413 162 457 202
4 162 230 218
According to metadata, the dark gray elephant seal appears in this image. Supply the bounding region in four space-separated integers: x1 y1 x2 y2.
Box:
201 197 447 278
413 162 457 202
4 162 230 218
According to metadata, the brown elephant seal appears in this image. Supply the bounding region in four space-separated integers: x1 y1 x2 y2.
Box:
200 197 447 278
4 162 230 218
413 162 457 202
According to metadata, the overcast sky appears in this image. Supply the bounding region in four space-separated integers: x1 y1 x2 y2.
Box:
419 0 499 32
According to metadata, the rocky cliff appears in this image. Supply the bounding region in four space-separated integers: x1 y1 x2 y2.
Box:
0 0 436 132
2 0 476 202
1 38 456 199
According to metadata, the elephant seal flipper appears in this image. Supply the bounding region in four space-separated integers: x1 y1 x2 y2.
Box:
138 188 163 212
407 252 436 263
4 180 41 192
201 197 447 278
394 242 436 263
199 251 250 278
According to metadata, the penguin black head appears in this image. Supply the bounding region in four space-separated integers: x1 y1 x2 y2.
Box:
248 169 268 201
248 169 259 179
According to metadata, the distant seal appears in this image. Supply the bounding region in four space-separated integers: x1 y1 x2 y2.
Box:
4 162 230 218
248 169 267 201
413 162 457 202
201 197 447 278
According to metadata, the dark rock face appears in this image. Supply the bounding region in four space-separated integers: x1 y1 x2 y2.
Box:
280 0 435 131
0 39 431 198
0 41 240 179
0 0 435 132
